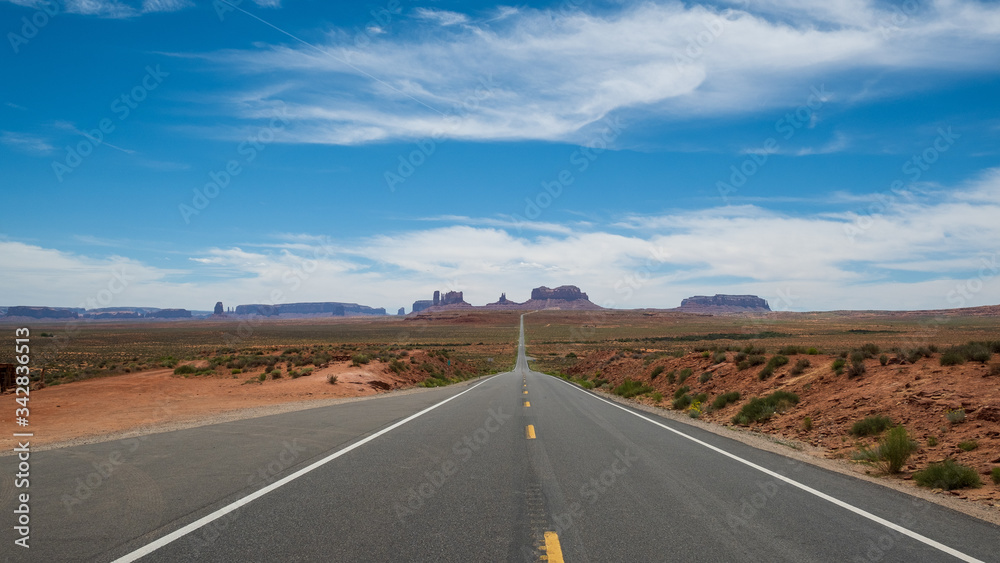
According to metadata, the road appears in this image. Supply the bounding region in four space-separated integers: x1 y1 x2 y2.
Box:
4 315 999 561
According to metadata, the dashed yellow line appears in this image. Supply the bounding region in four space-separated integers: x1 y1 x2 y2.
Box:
525 425 536 439
523 390 528 395
524 401 530 407
540 531 564 562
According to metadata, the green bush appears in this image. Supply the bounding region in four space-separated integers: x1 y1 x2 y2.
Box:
806 347 819 355
946 409 966 424
173 365 197 375
673 385 690 400
789 358 811 376
802 416 812 431
736 361 750 371
879 354 889 366
231 368 241 375
677 368 693 384
731 390 800 425
850 415 893 437
854 426 917 474
927 435 938 447
672 394 692 410
593 378 608 388
734 352 748 363
832 358 846 374
992 467 1000 485
847 357 866 378
699 371 713 384
327 375 338 384
650 392 663 403
913 460 981 490
258 373 266 382
940 349 966 366
613 378 655 399
650 366 665 380
351 354 371 366
711 391 740 410
712 351 727 364
747 355 766 367
859 343 880 359
565 352 577 358
778 345 808 355
957 440 978 452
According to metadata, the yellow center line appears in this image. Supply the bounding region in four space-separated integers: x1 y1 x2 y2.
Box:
523 390 528 395
543 531 564 562
525 425 536 439
524 401 530 407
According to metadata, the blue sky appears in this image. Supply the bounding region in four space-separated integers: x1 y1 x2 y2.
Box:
2 0 1000 312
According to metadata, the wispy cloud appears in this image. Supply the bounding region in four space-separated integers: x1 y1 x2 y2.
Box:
0 131 54 155
195 1 1000 145
3 0 198 17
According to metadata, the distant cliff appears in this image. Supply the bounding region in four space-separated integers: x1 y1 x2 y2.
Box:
146 308 193 319
234 302 385 317
530 286 588 301
4 306 79 319
679 294 770 312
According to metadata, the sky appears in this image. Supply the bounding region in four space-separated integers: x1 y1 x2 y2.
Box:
1 0 1000 313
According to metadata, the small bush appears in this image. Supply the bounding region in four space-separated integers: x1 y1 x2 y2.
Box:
231 368 242 375
593 378 608 388
677 368 693 384
879 354 889 366
913 460 981 490
258 373 267 382
991 467 1000 486
565 352 577 358
174 365 197 375
847 357 866 378
712 351 727 364
734 352 748 363
650 366 664 380
665 370 676 384
731 390 800 425
789 358 811 376
758 365 775 380
832 358 846 374
855 426 917 474
850 415 893 437
613 378 655 399
940 350 966 366
651 392 663 403
672 393 693 409
945 409 966 424
327 375 338 384
747 355 766 367
699 371 712 384
736 361 750 371
351 354 371 366
806 347 819 355
711 391 740 410
802 416 812 431
859 343 880 359
957 440 978 452
927 436 938 447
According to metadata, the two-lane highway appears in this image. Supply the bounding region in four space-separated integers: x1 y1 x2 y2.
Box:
4 315 998 561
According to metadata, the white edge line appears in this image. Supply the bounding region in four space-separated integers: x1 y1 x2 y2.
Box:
112 378 493 563
548 376 984 563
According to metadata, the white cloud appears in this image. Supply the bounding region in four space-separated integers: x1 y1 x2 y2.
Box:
201 1 1000 145
2 0 197 17
0 131 54 155
5 169 1000 312
413 8 469 26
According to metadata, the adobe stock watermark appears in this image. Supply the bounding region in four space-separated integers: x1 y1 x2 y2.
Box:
384 74 497 192
51 65 169 183
60 436 149 514
716 85 830 203
878 0 921 39
179 102 290 224
7 0 60 54
843 127 958 242
392 406 511 521
510 116 625 231
550 449 638 534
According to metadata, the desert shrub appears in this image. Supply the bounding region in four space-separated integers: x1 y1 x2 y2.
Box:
665 370 676 384
927 435 938 446
992 467 1000 485
258 373 266 382
593 378 608 388
671 349 685 358
778 345 807 356
850 415 893 437
747 355 766 367
351 354 371 366
712 351 727 364
173 365 197 375
854 426 917 474
701 350 711 358
327 375 338 384
650 366 665 380
878 354 888 366
672 394 692 410
957 440 978 452
650 392 663 403
566 352 577 358
699 371 713 384
946 409 966 424
731 391 800 425
613 378 655 398
802 416 813 431
859 343 880 359
673 385 691 400
734 352 748 363
806 347 819 355
847 357 866 378
711 391 740 410
231 368 241 375
693 392 708 404
789 358 811 376
159 356 180 368
940 349 966 366
758 365 775 380
678 368 693 384
736 361 750 371
913 460 981 490
742 345 766 355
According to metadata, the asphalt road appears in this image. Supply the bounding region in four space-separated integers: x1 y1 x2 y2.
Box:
3 315 999 562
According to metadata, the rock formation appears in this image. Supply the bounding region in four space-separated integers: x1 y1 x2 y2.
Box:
412 290 471 312
530 286 589 301
214 301 224 315
397 307 405 315
146 308 193 319
5 306 79 319
83 311 140 319
412 300 434 313
234 302 386 317
678 294 770 312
